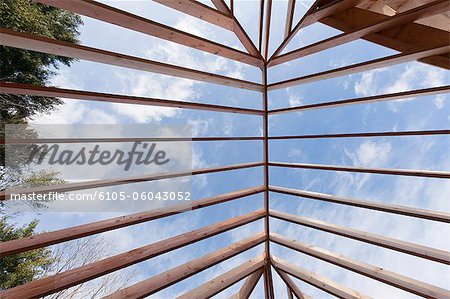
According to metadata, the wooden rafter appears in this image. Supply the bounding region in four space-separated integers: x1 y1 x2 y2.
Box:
0 186 264 257
270 210 450 264
285 0 296 38
272 256 372 299
0 29 263 91
274 266 312 299
0 210 265 298
105 233 265 299
269 161 450 179
177 254 266 298
270 0 450 67
35 0 261 67
268 45 449 90
263 0 273 59
271 233 450 298
269 186 450 223
0 162 264 200
229 268 264 299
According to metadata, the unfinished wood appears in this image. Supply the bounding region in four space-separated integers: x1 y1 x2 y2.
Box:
274 267 312 299
320 7 450 69
0 161 264 200
259 0 265 51
229 268 264 299
268 129 450 140
266 264 275 299
271 234 450 298
0 82 264 115
0 186 265 257
153 0 234 30
177 254 266 299
270 0 449 67
285 0 296 37
0 29 263 91
0 210 265 298
270 210 450 264
270 0 363 60
269 185 450 223
272 256 372 299
211 0 262 57
263 0 273 59
106 233 265 299
269 85 450 114
269 161 450 179
35 0 262 67
268 45 449 90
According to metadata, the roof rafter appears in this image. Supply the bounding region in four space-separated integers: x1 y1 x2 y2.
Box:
229 268 264 299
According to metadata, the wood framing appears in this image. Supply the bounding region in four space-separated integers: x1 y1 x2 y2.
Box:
270 210 450 264
272 256 372 298
105 233 266 299
269 162 450 179
177 254 266 298
0 29 263 91
269 186 450 223
0 210 265 298
271 233 450 298
1 1 449 297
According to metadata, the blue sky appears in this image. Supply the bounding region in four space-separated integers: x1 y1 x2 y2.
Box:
5 0 450 298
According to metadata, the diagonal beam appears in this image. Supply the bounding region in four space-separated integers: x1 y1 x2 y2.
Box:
0 161 264 200
229 268 264 299
268 45 449 89
34 0 261 67
258 0 265 52
0 210 265 299
273 266 312 299
270 210 450 264
153 0 234 30
263 0 273 59
269 185 450 223
0 186 265 257
270 0 362 61
268 85 450 114
177 254 266 299
284 0 296 38
0 82 264 115
105 233 266 299
269 161 450 179
0 29 263 91
271 233 450 298
269 0 449 67
272 256 372 299
211 0 262 58
266 264 275 298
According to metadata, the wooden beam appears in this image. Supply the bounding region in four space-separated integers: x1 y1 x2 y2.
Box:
269 185 450 223
34 0 262 67
266 264 275 298
0 186 265 257
259 0 265 52
270 0 449 67
0 82 264 115
177 254 266 299
153 0 233 30
268 130 450 140
268 85 450 114
263 0 273 59
0 210 266 298
106 233 265 299
0 28 263 91
270 210 450 264
272 256 372 299
270 0 362 60
0 161 264 200
285 0 296 38
211 0 262 58
268 161 450 179
268 45 449 89
229 268 264 299
320 7 450 69
271 233 450 298
273 267 312 299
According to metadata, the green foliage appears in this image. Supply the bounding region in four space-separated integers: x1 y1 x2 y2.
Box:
0 0 82 122
0 217 55 289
